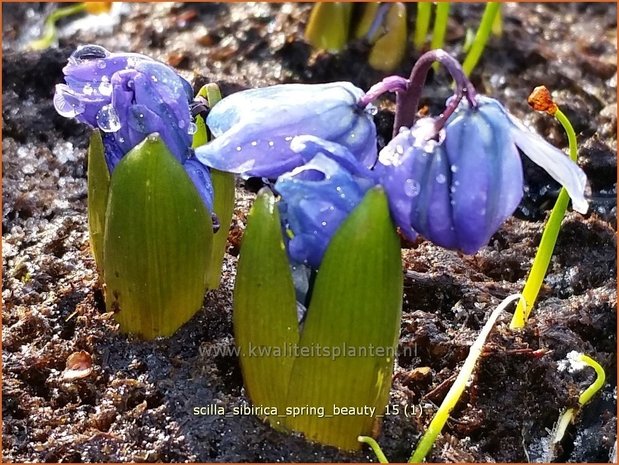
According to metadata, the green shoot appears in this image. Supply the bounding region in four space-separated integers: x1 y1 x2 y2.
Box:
462 2 501 76
551 353 606 445
29 3 87 50
430 3 450 71
410 294 523 462
491 4 503 36
193 83 236 290
358 436 389 463
304 3 352 53
412 2 432 49
510 86 579 329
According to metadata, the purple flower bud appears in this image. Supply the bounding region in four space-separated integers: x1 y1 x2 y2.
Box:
377 96 588 254
54 45 194 171
195 82 378 178
54 45 213 212
275 137 376 268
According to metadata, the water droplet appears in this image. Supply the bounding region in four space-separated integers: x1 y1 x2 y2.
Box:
151 75 158 83
178 119 186 128
436 174 447 184
321 221 327 227
396 145 404 155
398 126 409 134
53 91 85 118
236 146 242 152
450 186 457 194
96 59 107 69
404 179 420 197
450 164 458 173
96 104 121 132
268 141 274 147
188 122 198 135
365 103 378 116
82 83 94 96
98 77 112 96
251 141 258 146
285 136 292 141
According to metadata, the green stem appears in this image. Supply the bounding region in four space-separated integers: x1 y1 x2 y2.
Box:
194 84 236 290
551 353 606 445
578 354 606 405
412 2 432 49
410 294 522 462
29 3 87 50
462 2 500 76
430 2 450 71
358 436 389 463
510 108 578 329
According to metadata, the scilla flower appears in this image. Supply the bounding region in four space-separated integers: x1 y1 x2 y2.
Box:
377 96 588 254
275 136 376 268
54 45 213 210
195 82 378 178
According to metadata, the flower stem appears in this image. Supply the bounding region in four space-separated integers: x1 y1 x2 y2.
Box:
510 99 578 329
412 2 432 49
430 2 451 71
409 294 522 462
462 2 501 76
358 436 390 463
394 49 477 136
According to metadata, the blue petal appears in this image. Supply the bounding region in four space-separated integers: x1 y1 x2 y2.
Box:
183 158 214 212
275 152 374 267
196 82 377 177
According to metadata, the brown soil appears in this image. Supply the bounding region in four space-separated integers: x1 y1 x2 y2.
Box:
2 2 616 462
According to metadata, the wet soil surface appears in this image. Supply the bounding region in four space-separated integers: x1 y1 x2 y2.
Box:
2 2 617 462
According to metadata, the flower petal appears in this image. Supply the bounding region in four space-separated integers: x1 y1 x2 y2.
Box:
508 115 588 214
183 158 214 212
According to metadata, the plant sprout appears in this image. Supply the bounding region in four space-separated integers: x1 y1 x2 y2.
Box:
358 294 524 463
510 86 580 329
29 3 112 51
550 353 606 447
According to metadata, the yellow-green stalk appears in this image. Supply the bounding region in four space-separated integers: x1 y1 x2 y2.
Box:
510 86 579 329
462 2 501 76
304 3 353 53
430 3 450 71
412 2 432 50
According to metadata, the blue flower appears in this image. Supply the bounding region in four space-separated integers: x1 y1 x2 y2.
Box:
275 136 376 268
195 82 378 178
377 96 588 254
54 45 213 211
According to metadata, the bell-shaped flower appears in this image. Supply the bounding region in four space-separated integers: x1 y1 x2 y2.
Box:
275 136 376 268
195 82 378 178
377 95 588 254
54 45 213 212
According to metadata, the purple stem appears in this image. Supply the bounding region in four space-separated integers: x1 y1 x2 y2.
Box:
393 49 478 137
358 75 409 108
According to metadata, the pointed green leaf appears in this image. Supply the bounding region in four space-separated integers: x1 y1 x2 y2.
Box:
206 169 235 289
304 3 352 53
233 188 299 429
354 3 381 41
191 83 236 290
87 130 110 279
285 187 403 450
104 135 213 339
369 3 408 72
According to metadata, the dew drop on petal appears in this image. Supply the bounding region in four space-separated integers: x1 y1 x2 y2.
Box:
404 179 420 197
53 91 85 118
365 103 378 116
321 221 327 227
178 119 186 128
268 141 274 147
236 146 242 152
436 174 447 184
82 83 94 96
98 77 112 96
251 141 258 146
96 104 121 132
450 164 458 173
188 122 198 135
96 59 107 69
